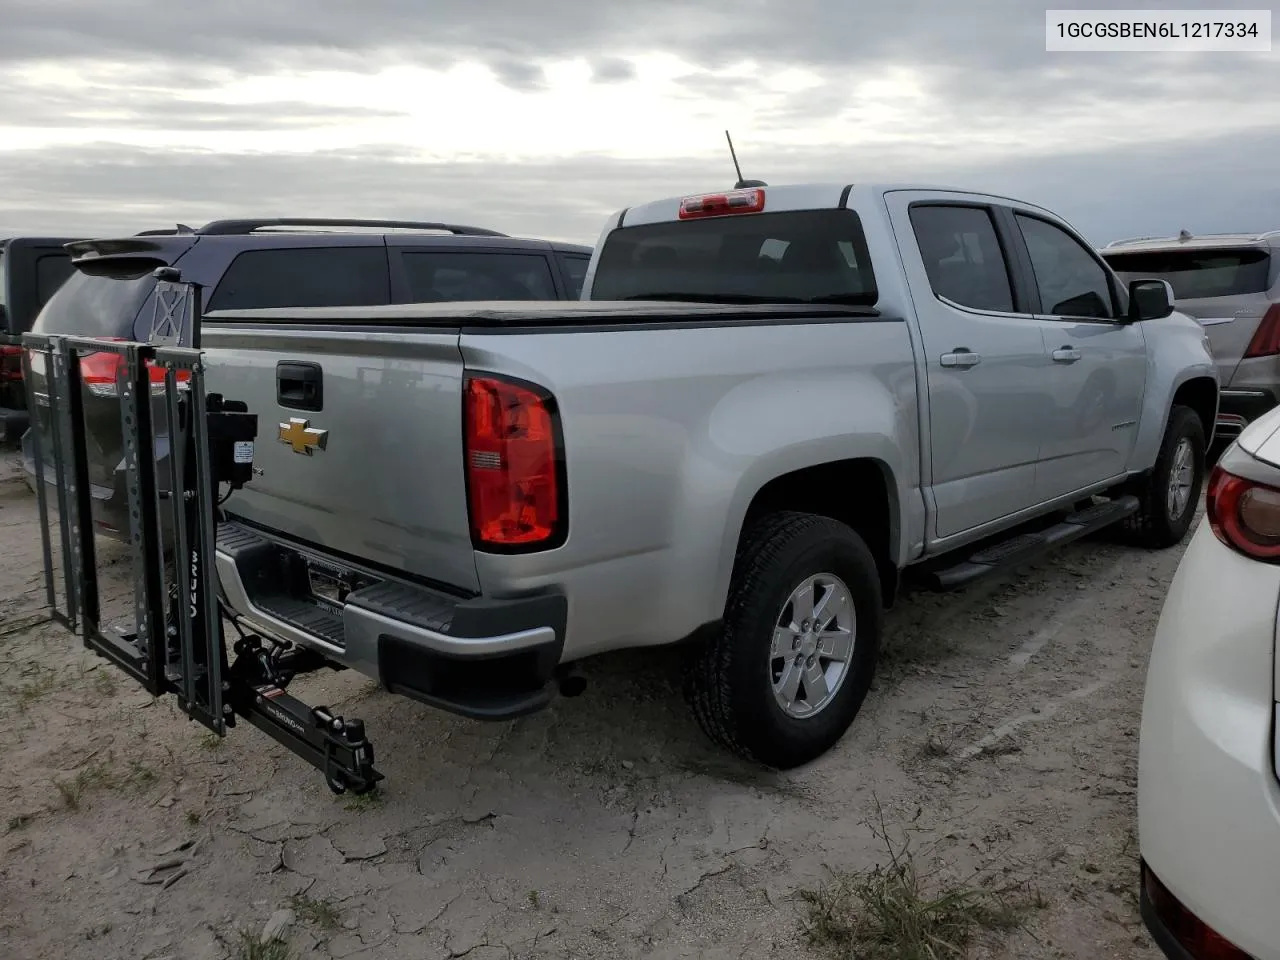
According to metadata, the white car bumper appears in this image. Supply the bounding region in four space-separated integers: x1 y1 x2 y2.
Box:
1139 518 1280 959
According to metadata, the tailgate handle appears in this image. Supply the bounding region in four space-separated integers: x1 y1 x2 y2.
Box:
277 361 323 411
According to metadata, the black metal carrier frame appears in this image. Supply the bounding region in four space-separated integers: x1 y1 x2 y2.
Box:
11 270 383 795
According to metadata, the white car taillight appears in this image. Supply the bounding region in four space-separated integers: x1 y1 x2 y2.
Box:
1206 463 1280 561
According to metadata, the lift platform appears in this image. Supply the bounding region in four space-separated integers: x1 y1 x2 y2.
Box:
7 270 383 795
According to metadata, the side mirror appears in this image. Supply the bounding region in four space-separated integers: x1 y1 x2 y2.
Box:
1127 278 1175 322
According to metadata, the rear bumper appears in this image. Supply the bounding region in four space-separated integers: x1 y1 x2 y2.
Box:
1138 520 1280 959
214 522 568 721
1216 388 1279 445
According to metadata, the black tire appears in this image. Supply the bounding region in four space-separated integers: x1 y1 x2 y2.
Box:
685 511 882 769
1120 404 1206 548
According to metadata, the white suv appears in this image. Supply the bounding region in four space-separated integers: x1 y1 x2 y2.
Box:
1139 403 1280 959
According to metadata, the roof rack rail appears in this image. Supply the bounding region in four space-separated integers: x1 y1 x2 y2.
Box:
1104 235 1169 248
194 218 508 237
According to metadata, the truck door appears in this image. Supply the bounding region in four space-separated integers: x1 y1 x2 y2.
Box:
885 193 1052 540
1008 211 1147 502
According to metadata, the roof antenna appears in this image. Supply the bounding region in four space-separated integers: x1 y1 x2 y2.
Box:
725 130 767 190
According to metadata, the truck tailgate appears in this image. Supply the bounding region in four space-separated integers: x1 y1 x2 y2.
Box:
200 323 479 594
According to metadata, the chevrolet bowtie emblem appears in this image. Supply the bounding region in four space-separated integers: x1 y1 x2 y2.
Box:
277 417 328 455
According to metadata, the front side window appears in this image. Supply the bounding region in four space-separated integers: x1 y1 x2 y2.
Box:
400 252 557 302
1016 215 1116 319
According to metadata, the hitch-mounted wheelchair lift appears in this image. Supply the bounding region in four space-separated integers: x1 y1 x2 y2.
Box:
8 269 383 795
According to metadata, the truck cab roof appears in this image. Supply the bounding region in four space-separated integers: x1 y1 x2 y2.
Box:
612 181 1064 230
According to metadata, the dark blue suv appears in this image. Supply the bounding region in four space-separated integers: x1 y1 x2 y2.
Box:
23 217 592 540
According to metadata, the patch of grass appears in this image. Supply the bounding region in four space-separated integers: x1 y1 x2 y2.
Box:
186 810 202 826
53 758 117 811
13 664 60 710
126 759 157 787
199 732 224 751
91 669 118 699
291 894 342 931
233 931 293 960
6 814 33 832
342 789 383 813
51 751 158 810
798 805 1041 959
528 889 541 910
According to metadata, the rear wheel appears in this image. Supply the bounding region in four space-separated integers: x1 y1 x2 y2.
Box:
1120 404 1206 548
685 511 882 769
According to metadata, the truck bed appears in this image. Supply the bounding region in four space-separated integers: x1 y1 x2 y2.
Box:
200 298 916 663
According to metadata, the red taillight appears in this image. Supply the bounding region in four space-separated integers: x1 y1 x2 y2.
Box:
78 338 190 397
1243 303 1280 359
463 374 564 549
678 187 766 220
1205 463 1280 561
0 344 23 381
1142 862 1253 959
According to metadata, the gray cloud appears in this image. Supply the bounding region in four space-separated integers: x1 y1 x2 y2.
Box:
0 0 1273 247
591 57 637 84
0 88 406 131
3 129 1276 249
0 0 1262 88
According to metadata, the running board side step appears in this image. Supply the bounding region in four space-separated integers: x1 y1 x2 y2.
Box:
919 496 1140 591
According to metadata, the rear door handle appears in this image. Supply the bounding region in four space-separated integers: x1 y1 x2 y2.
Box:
1051 346 1082 363
277 361 323 411
939 349 981 368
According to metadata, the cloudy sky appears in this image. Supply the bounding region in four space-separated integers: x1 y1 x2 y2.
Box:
0 0 1275 246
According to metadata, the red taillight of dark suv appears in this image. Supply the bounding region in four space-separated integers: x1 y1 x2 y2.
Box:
0 344 23 382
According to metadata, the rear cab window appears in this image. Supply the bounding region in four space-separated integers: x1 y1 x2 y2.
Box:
396 251 557 302
589 209 878 305
1103 248 1274 300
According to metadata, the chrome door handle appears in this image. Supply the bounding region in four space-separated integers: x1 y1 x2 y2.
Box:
1052 346 1082 363
939 349 981 368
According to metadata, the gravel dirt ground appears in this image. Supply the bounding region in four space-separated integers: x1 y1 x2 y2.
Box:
0 444 1186 960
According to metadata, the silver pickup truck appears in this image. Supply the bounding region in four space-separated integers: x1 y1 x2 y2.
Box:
199 182 1217 769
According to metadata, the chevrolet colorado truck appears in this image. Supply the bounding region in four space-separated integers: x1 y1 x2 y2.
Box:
191 183 1216 769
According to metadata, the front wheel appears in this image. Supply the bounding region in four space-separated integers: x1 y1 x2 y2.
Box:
1121 404 1206 548
685 511 882 769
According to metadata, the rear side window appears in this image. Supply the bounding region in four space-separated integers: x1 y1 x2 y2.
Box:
1103 248 1273 300
558 254 589 299
589 209 877 305
31 271 155 337
208 247 389 311
908 205 1015 313
400 251 557 301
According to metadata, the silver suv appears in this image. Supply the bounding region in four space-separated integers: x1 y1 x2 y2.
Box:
1102 230 1280 447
